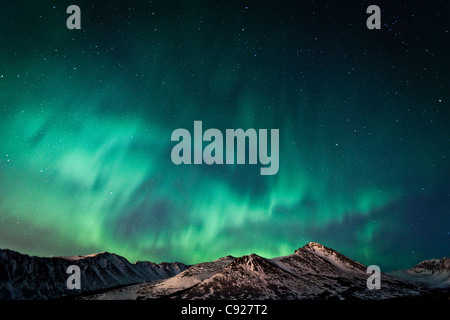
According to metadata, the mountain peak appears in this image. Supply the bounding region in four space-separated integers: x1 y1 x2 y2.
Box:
60 251 115 261
214 255 235 262
296 242 335 255
228 253 277 273
411 257 450 274
232 253 264 264
302 242 328 251
295 242 367 273
0 248 188 299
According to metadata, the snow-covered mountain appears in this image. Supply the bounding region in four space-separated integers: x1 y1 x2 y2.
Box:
0 248 188 299
81 255 236 300
83 242 447 300
388 257 450 288
166 242 420 300
2 243 448 300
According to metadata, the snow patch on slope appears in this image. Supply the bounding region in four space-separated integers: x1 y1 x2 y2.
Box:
388 258 450 288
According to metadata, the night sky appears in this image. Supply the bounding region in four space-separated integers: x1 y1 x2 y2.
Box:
0 0 448 271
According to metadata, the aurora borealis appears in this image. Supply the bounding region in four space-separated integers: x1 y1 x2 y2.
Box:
0 1 448 271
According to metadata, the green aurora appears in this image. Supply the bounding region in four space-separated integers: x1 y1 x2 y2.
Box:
0 1 449 270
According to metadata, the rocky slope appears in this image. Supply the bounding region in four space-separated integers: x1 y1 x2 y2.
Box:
3 243 448 300
0 248 188 299
83 242 441 300
388 257 450 289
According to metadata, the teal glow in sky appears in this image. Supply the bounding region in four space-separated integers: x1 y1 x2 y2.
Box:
0 1 449 270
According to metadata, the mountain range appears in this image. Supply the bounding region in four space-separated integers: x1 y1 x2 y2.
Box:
0 248 187 299
1 242 448 300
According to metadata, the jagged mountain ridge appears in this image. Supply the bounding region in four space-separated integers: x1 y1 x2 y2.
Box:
168 242 420 300
411 257 450 274
388 257 450 289
295 242 367 273
83 242 446 300
2 243 448 300
0 248 188 299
